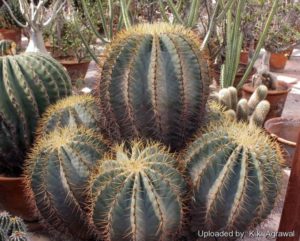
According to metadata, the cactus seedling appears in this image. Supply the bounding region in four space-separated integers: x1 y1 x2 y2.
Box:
96 23 210 151
89 141 187 241
185 121 282 233
37 95 101 136
8 217 26 234
24 127 109 240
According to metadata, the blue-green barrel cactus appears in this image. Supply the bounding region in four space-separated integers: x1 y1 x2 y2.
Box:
24 127 109 240
96 23 210 151
37 95 101 135
89 141 187 241
0 53 72 175
185 121 282 233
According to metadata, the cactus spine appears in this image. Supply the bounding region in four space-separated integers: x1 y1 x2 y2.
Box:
24 127 109 240
185 121 282 233
96 23 210 151
0 53 72 175
37 95 101 135
89 141 187 241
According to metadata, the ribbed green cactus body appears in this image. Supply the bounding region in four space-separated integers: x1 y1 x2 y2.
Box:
25 127 108 240
90 142 186 241
97 23 210 150
8 232 28 241
38 95 100 135
0 230 8 241
186 122 282 233
0 211 11 233
0 53 71 174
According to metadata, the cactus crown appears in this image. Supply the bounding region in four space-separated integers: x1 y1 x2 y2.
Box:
90 141 187 241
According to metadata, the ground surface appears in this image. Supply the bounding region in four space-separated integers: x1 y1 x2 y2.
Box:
9 41 300 240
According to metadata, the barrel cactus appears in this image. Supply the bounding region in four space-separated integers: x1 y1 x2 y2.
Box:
37 95 101 136
96 23 210 150
0 212 28 241
89 141 187 241
0 52 72 175
185 121 282 233
24 127 109 240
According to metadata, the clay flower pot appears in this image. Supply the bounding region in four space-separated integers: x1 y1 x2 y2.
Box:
57 57 91 84
242 81 291 120
240 49 249 65
0 176 38 222
264 117 300 167
0 28 22 46
269 50 290 72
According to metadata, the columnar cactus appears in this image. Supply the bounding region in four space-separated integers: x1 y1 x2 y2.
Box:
37 95 101 136
0 40 16 56
0 52 72 175
96 23 210 150
89 141 187 241
24 127 108 240
185 121 282 233
209 85 270 127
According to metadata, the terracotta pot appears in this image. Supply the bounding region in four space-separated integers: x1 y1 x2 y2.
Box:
0 28 22 46
269 50 290 72
240 50 249 65
242 81 291 120
57 57 91 83
0 176 38 222
264 117 300 167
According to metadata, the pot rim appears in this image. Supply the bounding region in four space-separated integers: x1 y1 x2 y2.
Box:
264 117 300 147
0 175 23 181
242 82 291 95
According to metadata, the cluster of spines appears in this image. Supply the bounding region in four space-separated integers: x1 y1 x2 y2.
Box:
89 141 187 241
0 212 28 241
96 22 210 151
185 121 282 233
209 85 270 126
24 126 109 240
